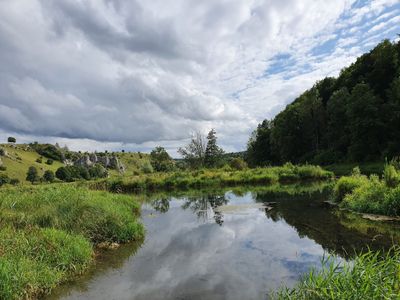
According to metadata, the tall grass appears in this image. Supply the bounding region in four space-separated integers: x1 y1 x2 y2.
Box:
95 164 333 193
274 247 400 299
334 162 400 216
0 185 144 299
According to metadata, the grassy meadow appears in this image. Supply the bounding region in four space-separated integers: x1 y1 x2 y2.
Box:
0 185 144 299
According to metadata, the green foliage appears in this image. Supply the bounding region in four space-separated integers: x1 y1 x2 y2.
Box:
36 157 43 163
178 132 206 169
229 158 248 170
26 166 39 184
0 148 5 156
383 164 400 188
333 173 368 202
43 170 55 183
150 146 175 172
46 159 54 165
0 174 10 186
274 247 400 299
0 227 92 300
204 129 225 168
248 40 400 166
7 137 16 143
0 185 144 244
342 175 388 215
55 165 107 182
30 143 64 161
104 165 333 193
140 161 154 174
0 165 6 171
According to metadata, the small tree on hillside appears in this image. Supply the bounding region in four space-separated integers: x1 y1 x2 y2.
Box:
150 146 175 172
204 129 224 168
26 166 39 184
178 132 206 169
7 137 16 143
43 170 55 183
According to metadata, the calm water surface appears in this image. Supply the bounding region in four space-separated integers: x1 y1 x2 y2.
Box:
47 185 400 300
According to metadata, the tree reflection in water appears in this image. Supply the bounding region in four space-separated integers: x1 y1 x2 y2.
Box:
151 194 228 225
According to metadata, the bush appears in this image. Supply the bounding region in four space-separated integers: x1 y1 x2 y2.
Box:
333 174 368 202
7 137 16 143
141 161 154 174
229 158 247 170
341 175 388 215
0 174 10 186
43 170 55 183
383 164 400 188
0 165 6 171
9 178 20 185
26 166 40 184
46 159 54 165
0 148 5 156
36 157 43 163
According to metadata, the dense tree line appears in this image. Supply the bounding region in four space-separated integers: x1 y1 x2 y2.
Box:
247 39 400 166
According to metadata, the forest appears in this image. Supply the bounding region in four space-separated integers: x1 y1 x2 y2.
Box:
247 39 400 166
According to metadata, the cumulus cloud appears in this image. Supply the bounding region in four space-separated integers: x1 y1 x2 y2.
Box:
0 0 398 154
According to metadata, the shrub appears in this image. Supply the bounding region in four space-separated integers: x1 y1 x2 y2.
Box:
141 161 154 174
7 137 16 143
0 165 6 171
383 164 400 188
46 159 54 165
0 148 5 156
229 158 247 170
9 178 20 186
383 186 400 216
26 166 40 184
333 175 368 202
0 174 10 186
36 157 43 163
43 170 55 183
341 175 388 215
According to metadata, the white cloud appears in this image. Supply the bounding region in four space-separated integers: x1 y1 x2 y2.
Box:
0 0 398 153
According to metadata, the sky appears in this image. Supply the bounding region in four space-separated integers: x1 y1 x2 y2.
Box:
0 0 399 156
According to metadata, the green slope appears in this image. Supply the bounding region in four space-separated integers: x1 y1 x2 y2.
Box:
0 144 64 183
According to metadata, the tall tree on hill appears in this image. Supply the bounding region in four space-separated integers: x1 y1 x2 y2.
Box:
204 129 224 168
178 132 206 169
246 120 274 167
26 166 39 184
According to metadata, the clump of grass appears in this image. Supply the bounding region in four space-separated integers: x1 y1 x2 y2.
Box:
0 185 144 243
0 226 92 300
0 185 145 299
274 247 400 299
333 169 369 202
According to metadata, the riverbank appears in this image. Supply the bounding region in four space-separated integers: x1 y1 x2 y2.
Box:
0 185 144 299
91 164 334 193
333 164 400 217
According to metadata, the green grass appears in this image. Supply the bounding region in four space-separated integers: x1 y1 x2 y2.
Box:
94 164 334 193
0 185 144 299
274 247 400 299
333 163 400 216
0 144 64 183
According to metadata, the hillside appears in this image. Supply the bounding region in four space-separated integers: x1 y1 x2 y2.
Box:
0 143 153 184
247 39 400 166
0 144 64 182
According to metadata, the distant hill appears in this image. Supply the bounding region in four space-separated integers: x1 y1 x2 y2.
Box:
0 144 64 182
247 39 400 166
0 143 152 184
